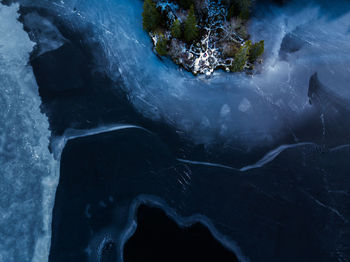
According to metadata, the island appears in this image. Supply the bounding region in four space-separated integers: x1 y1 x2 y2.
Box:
142 0 264 75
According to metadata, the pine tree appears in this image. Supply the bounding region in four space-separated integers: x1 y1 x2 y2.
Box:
184 5 198 42
142 0 160 32
156 36 168 56
231 41 250 72
227 4 237 20
171 19 182 39
226 0 251 20
176 0 195 10
248 40 264 63
238 0 251 20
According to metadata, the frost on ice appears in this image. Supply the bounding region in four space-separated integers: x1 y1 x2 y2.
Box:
0 4 57 262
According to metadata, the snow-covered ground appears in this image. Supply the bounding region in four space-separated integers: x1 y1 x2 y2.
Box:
0 4 58 262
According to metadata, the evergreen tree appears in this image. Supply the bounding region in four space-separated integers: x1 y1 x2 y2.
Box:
227 2 239 19
184 5 198 42
239 0 251 20
226 0 251 20
156 36 168 56
231 41 250 72
176 0 195 10
227 5 239 20
248 40 264 63
171 19 182 38
142 0 160 32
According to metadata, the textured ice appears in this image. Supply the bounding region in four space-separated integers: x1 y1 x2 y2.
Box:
11 0 350 149
2 0 350 260
22 12 67 57
0 4 57 262
238 98 251 113
23 0 350 149
220 104 231 118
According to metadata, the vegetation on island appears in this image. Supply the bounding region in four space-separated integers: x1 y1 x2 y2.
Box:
184 5 199 42
176 0 195 9
249 40 265 63
225 0 252 20
231 41 250 72
142 0 264 75
142 0 160 32
171 19 182 38
155 36 168 55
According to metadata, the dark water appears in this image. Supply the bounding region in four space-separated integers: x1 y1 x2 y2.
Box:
124 204 239 262
50 125 350 262
49 128 179 262
12 2 350 262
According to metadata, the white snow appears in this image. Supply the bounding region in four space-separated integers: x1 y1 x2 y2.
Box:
220 104 231 117
238 98 251 113
22 12 67 57
0 4 58 262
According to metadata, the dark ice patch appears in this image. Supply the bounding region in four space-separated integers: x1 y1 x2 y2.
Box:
279 32 305 60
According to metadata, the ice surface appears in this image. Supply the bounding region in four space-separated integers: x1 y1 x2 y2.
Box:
51 124 147 159
3 0 350 260
17 0 348 150
12 0 350 150
238 98 251 113
22 12 67 57
0 4 57 262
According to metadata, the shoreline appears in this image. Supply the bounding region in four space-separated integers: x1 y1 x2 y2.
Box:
121 195 247 262
143 0 264 76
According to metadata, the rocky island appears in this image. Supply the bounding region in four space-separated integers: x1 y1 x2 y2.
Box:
142 0 264 75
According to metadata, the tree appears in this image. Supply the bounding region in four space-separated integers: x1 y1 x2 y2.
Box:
226 0 251 20
231 40 250 72
176 0 195 10
227 5 239 20
142 0 160 32
156 36 168 56
249 40 264 63
184 5 198 42
238 0 251 20
171 19 182 38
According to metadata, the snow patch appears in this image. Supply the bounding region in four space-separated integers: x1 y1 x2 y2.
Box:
0 3 58 262
238 98 251 113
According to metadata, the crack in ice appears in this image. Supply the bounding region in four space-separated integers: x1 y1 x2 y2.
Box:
178 142 316 172
301 190 349 224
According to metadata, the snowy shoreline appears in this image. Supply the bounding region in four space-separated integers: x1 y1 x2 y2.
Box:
145 0 264 76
